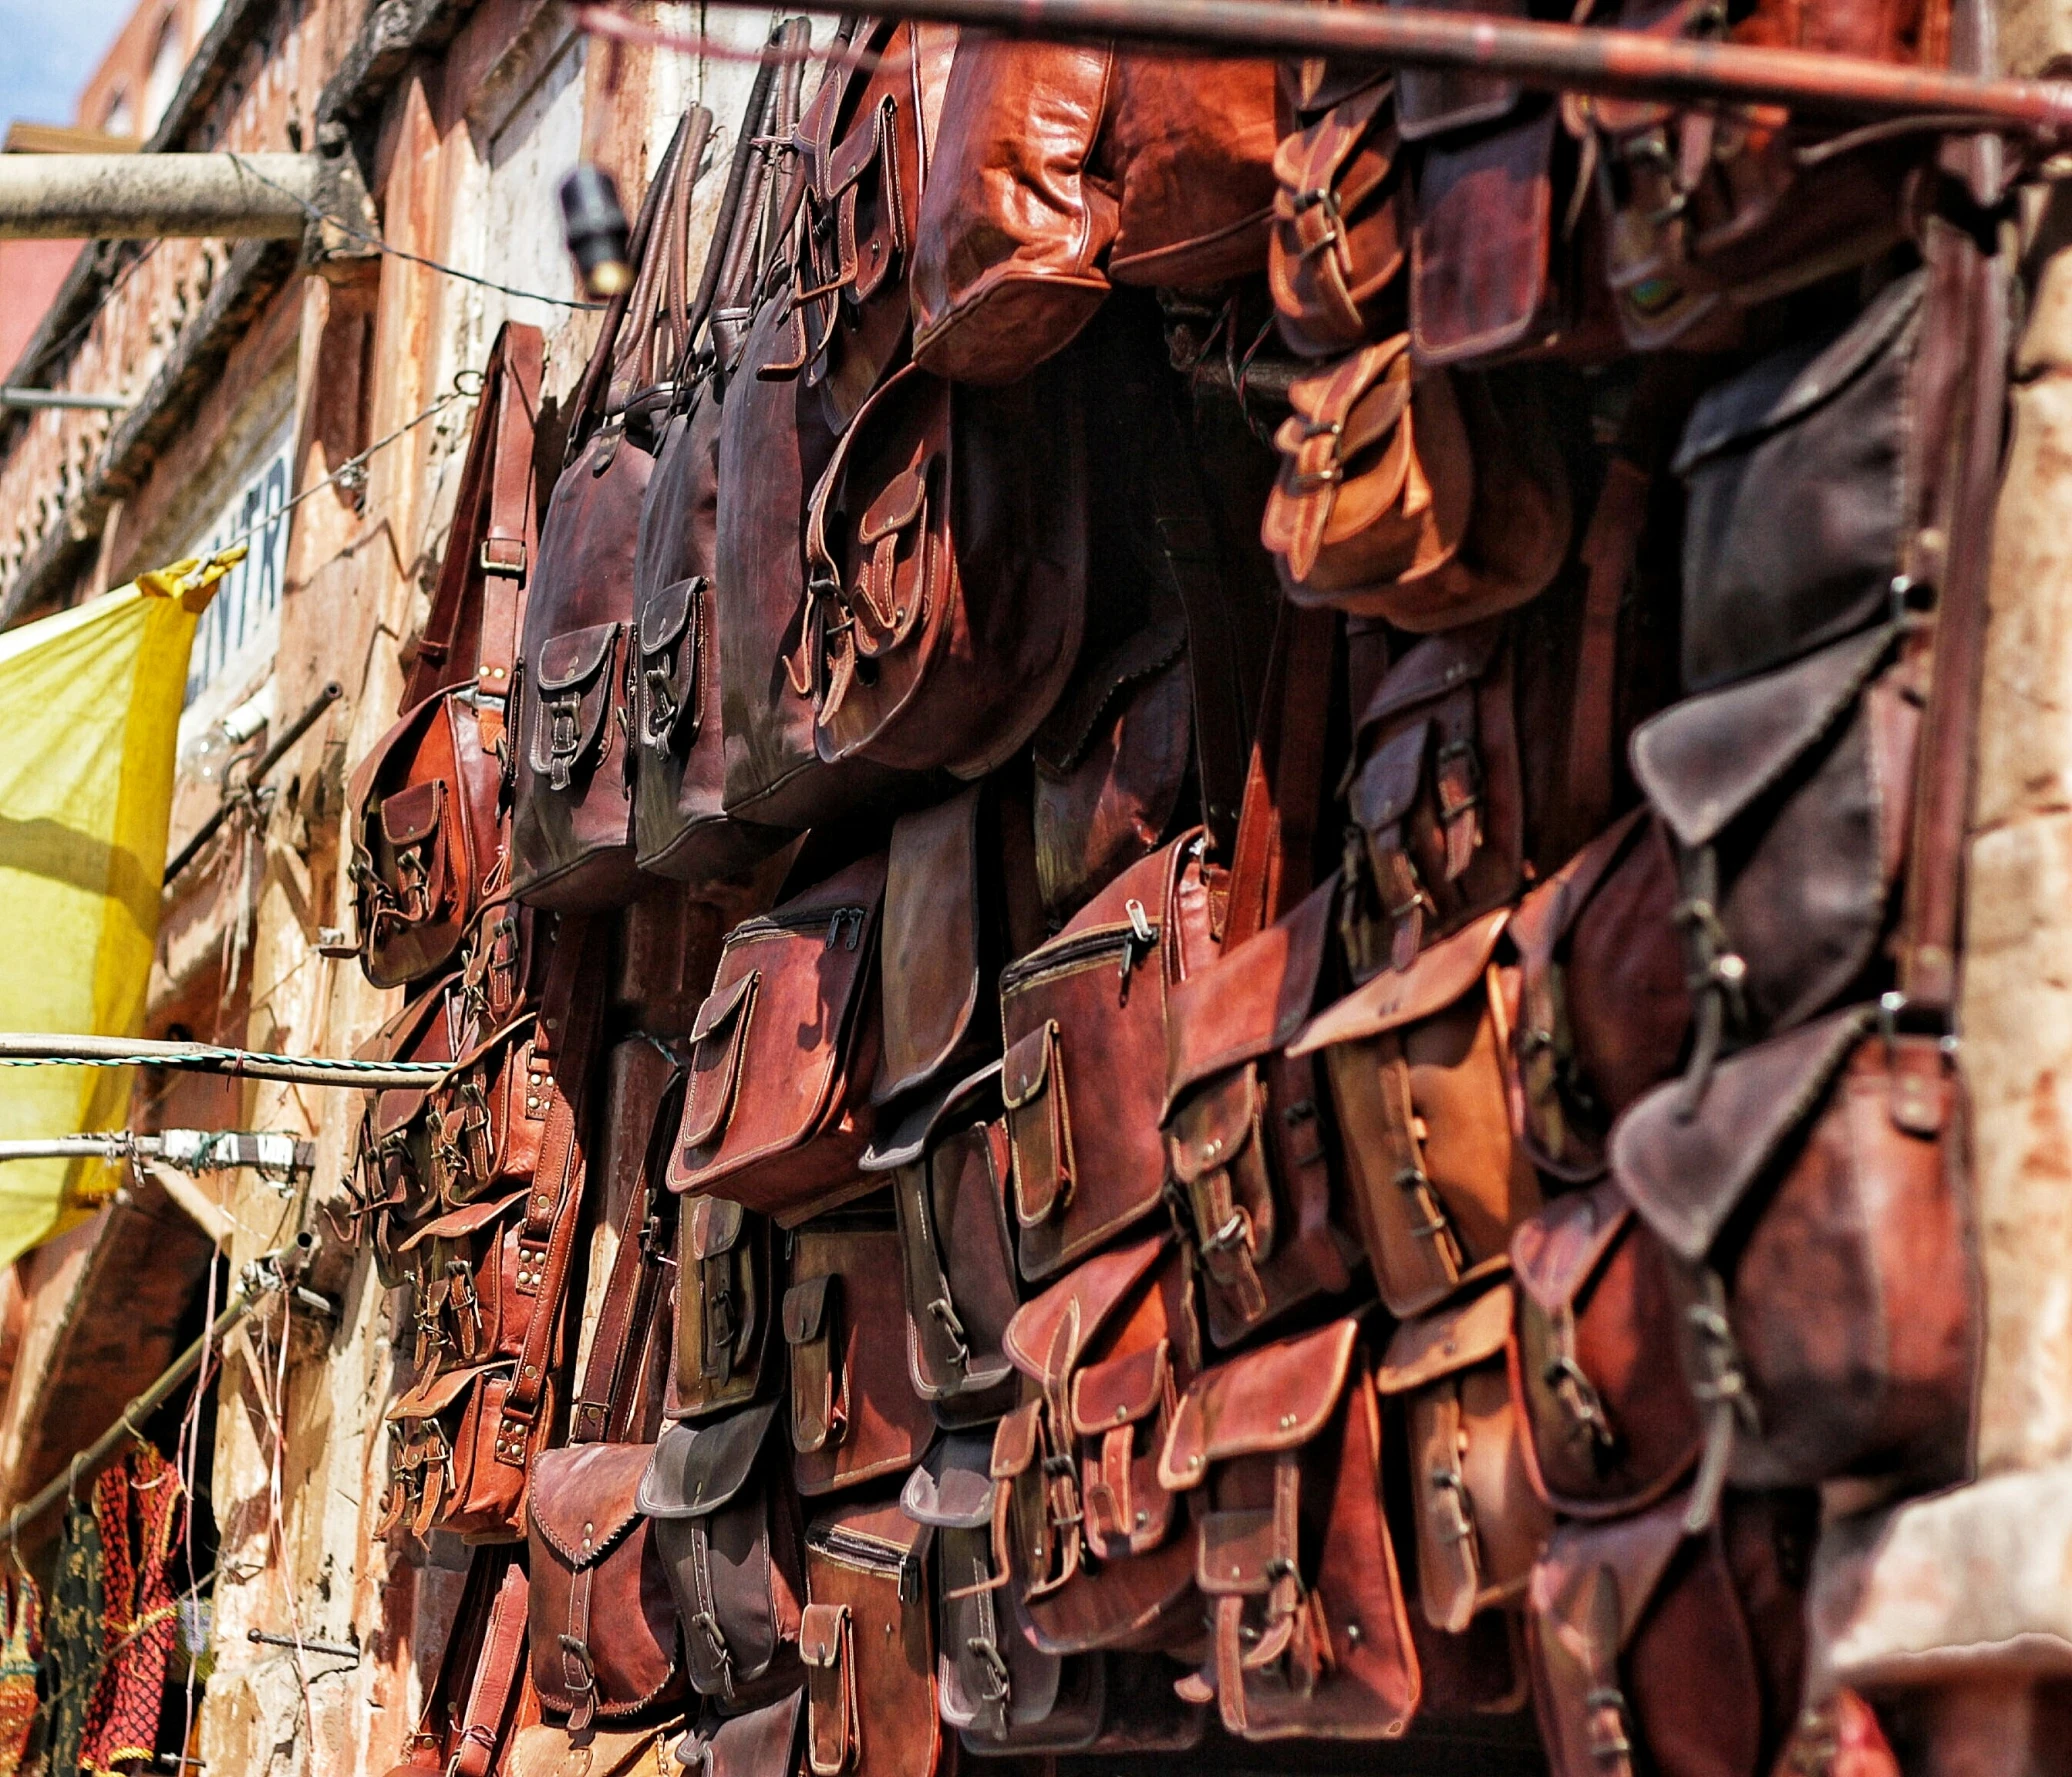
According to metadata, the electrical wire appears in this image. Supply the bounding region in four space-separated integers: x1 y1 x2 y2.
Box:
223 152 605 311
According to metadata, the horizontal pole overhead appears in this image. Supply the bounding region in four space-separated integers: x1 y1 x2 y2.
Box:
0 1033 450 1090
0 388 132 411
0 152 319 240
0 1130 315 1174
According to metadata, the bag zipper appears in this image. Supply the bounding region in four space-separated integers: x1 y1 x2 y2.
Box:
807 1523 924 1602
999 906 1162 997
724 904 870 951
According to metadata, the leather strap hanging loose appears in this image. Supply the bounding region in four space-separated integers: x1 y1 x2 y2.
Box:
451 1560 533 1777
567 1093 678 1445
383 1547 530 1777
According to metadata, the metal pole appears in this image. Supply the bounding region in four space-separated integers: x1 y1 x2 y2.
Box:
0 389 132 412
687 0 2072 135
164 681 344 886
0 153 319 241
0 1034 448 1090
0 1131 316 1174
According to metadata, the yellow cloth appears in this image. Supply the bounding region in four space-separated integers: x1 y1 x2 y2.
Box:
0 550 242 1268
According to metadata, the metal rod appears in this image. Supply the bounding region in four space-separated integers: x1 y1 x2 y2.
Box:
0 1130 316 1174
687 0 2072 135
165 681 344 885
0 1034 448 1090
246 1628 361 1661
0 152 319 241
0 388 133 412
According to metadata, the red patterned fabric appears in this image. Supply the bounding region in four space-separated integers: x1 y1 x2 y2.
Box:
78 1449 182 1776
0 1572 40 1777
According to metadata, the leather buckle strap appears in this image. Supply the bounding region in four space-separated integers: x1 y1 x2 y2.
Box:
479 537 527 577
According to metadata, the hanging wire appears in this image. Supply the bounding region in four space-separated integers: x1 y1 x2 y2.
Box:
223 153 605 311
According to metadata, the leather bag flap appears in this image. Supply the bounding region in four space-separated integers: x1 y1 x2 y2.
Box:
396 1185 530 1253
799 1600 849 1668
990 1398 1043 1481
1375 1283 1512 1394
1611 1007 1874 1264
686 1194 746 1262
526 1442 651 1568
862 1062 1001 1172
1070 1340 1169 1437
1510 1183 1631 1315
1347 718 1433 833
1533 1492 1690 1657
859 453 932 544
1167 1068 1259 1190
380 779 445 847
1198 1507 1284 1597
636 1399 781 1518
637 574 697 657
1159 1317 1360 1489
1355 620 1503 734
901 1430 998 1529
785 1274 838 1347
1631 625 1898 851
1165 879 1336 1108
879 787 984 1104
677 971 759 1154
388 1358 506 1422
1004 1233 1168 1382
695 1690 804 1777
1001 1022 1055 1112
1289 907 1507 1055
535 620 621 694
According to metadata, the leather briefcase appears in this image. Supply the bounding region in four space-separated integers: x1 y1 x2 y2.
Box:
1269 76 1406 360
800 1496 946 1777
1612 1006 1976 1521
670 852 886 1224
797 359 1087 780
1372 1284 1550 1635
1158 1317 1419 1740
672 1196 776 1421
990 1234 1201 1656
865 1065 1023 1426
1509 1181 1703 1520
783 1213 937 1497
1289 909 1542 1319
639 1399 805 1709
1528 1488 1814 1777
998 834 1217 1282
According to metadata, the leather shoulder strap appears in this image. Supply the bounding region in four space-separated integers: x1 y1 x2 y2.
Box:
450 1556 531 1777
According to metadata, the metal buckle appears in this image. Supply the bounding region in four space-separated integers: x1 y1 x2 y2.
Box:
480 538 527 577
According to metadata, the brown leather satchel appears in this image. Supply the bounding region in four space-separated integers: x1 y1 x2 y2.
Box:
382 1549 531 1777
343 324 541 988
1612 1006 1975 1523
1269 76 1406 360
998 834 1217 1282
864 1066 1021 1426
1527 1488 1814 1777
796 358 1088 780
1264 349 1572 634
639 1399 806 1710
1288 909 1542 1319
1508 1181 1703 1520
800 1496 946 1777
783 1212 937 1497
511 111 709 912
908 34 1279 384
669 852 886 1223
990 1234 1201 1656
1371 1284 1550 1636
1158 1317 1419 1740
673 1195 776 1421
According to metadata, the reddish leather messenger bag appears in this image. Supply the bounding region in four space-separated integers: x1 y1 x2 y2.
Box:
1269 75 1407 361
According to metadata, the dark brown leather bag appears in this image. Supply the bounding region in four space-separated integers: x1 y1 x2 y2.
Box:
1611 1006 1975 1523
796 358 1087 779
800 1496 946 1777
1158 1317 1419 1740
673 1195 777 1421
998 833 1217 1282
990 1234 1201 1655
1509 1181 1703 1520
677 1690 804 1777
1527 1488 1813 1777
1289 909 1542 1319
1269 76 1406 360
783 1213 937 1497
668 852 886 1224
865 1065 1022 1426
344 324 541 987
1372 1284 1550 1636
512 112 709 911
639 1399 806 1709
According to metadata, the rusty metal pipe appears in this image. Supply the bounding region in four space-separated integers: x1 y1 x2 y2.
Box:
0 152 319 240
684 0 2072 136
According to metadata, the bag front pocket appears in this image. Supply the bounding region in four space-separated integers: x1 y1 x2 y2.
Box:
1003 1021 1074 1231
528 621 625 791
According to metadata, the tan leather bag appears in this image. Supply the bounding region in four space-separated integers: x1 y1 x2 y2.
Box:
1269 77 1406 360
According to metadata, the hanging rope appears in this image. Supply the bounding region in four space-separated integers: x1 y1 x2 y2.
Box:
0 1035 449 1090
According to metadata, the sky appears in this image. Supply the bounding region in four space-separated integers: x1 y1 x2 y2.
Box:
0 0 137 136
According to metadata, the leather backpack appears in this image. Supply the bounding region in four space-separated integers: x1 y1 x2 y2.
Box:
1158 1316 1420 1741
511 110 709 911
669 851 886 1223
998 833 1217 1282
1269 75 1406 360
799 1495 946 1777
1527 1488 1814 1777
989 1233 1201 1656
342 324 541 987
908 33 1280 384
782 1210 937 1498
639 1398 806 1711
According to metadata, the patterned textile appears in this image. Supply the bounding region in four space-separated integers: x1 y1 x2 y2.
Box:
78 1449 182 1776
47 1494 105 1777
0 1573 42 1777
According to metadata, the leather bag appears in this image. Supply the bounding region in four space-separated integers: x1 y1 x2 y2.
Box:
989 1234 1201 1655
796 357 1088 779
1269 76 1407 360
676 1690 804 1777
864 1065 1022 1426
799 1496 945 1777
382 1550 531 1777
343 324 541 987
1611 1005 1975 1523
1371 1284 1550 1635
783 1213 937 1497
1508 1181 1703 1520
668 852 886 1224
1288 909 1542 1319
1157 1317 1419 1741
997 833 1217 1282
639 1400 806 1709
1527 1488 1813 1777
672 1196 776 1421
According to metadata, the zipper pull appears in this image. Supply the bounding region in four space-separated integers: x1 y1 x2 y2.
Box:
825 909 861 950
826 912 844 950
1118 898 1156 1002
